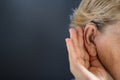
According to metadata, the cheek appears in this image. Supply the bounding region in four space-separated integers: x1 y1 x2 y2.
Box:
95 38 114 70
96 37 120 77
96 42 109 63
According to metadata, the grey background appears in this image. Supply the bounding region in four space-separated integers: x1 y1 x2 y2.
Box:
0 0 81 80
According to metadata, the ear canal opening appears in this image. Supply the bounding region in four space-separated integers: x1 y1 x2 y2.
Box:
89 34 94 44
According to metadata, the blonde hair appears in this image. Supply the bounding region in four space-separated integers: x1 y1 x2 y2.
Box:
70 0 120 29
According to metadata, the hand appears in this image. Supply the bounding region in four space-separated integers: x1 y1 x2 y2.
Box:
65 27 113 80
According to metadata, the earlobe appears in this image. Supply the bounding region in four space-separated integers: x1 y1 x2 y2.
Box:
84 24 97 56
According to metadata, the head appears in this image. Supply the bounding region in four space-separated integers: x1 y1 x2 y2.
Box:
70 0 120 79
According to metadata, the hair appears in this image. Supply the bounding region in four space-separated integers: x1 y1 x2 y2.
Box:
70 0 120 30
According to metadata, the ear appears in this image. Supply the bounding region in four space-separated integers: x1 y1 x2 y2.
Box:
84 24 98 56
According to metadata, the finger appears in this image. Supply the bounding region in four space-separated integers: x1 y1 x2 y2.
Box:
65 38 83 66
65 38 77 69
65 38 91 80
74 27 86 59
76 26 89 63
69 28 79 48
65 38 76 58
89 56 104 69
78 64 100 80
76 26 84 48
65 38 84 63
69 28 84 58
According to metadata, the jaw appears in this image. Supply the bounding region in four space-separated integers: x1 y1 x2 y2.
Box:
97 48 120 80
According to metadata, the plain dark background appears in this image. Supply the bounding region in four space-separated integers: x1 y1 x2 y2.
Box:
0 0 81 80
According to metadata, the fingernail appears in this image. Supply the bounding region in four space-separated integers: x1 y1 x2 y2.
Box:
65 38 69 42
76 26 81 32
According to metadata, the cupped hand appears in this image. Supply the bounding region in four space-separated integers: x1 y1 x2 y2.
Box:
65 26 113 80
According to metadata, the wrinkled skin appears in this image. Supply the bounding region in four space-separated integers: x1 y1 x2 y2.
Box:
94 22 120 80
65 22 120 80
65 26 113 80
